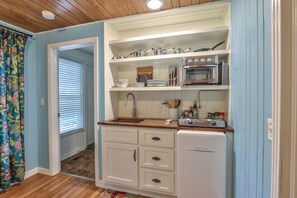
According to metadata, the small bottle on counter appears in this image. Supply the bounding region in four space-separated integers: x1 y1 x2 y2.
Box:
219 112 225 119
184 110 189 117
192 101 198 118
188 106 193 117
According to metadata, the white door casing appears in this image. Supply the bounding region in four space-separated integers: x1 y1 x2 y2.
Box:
272 0 297 197
271 0 281 197
290 0 297 196
47 37 99 185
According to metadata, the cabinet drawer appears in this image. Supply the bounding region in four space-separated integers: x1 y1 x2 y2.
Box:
139 128 175 148
139 168 174 194
102 126 138 144
140 147 174 171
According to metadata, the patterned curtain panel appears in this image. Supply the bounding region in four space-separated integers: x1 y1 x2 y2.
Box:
0 29 27 191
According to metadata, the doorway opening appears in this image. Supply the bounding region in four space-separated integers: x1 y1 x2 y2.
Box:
58 46 95 180
47 37 99 184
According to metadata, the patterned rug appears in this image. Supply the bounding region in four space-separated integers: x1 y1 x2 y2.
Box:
100 190 150 198
61 143 95 179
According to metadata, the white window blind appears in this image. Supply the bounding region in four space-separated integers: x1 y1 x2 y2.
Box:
59 58 84 134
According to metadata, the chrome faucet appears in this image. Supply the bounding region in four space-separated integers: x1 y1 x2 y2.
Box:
124 92 137 118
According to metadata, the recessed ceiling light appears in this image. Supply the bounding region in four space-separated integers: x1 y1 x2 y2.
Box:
146 0 164 10
42 10 55 20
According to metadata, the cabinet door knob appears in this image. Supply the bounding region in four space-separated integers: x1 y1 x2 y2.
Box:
152 179 161 183
152 137 161 141
152 156 161 161
133 150 136 162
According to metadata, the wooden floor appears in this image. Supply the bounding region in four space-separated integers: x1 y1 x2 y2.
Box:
0 174 105 198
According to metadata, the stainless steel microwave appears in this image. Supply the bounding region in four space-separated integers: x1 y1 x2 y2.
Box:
182 55 229 86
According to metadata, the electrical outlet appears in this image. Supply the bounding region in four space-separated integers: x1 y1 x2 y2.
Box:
198 105 207 113
267 118 273 141
40 97 45 106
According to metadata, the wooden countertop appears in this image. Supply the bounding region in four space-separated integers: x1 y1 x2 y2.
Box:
97 118 234 132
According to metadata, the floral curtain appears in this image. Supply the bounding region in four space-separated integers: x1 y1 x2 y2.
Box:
0 29 27 191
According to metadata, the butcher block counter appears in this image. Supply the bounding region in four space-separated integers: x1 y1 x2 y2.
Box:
97 117 234 132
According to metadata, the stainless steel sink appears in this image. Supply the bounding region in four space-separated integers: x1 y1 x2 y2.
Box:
110 118 144 123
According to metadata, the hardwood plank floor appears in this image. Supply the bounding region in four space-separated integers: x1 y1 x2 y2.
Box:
0 174 105 198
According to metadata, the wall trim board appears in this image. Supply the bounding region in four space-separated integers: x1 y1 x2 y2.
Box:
271 0 297 197
24 167 39 179
290 0 297 196
25 167 50 179
271 1 281 197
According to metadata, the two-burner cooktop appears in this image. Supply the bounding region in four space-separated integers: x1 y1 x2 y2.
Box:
178 117 226 128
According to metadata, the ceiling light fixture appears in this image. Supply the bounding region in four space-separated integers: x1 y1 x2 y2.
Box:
42 10 55 20
146 0 164 10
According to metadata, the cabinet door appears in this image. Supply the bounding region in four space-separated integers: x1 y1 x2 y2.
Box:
102 142 138 187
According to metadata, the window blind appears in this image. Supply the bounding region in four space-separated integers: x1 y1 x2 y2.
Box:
59 58 84 134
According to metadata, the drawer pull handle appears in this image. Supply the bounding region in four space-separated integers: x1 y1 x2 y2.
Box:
152 137 161 141
133 150 136 162
152 179 161 183
152 156 161 161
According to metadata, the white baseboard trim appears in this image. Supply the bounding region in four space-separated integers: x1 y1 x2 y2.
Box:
25 167 50 179
24 167 39 179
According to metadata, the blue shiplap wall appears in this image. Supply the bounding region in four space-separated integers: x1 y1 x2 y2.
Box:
35 22 105 169
24 38 39 171
231 0 272 197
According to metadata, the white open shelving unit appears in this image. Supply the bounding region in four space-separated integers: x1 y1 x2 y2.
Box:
109 85 229 92
109 26 229 51
108 26 230 92
109 50 229 66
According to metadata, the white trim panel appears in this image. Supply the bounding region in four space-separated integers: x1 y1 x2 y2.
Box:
271 0 281 197
25 167 50 179
290 0 297 196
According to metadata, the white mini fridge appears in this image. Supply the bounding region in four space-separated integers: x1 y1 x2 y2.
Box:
177 130 226 198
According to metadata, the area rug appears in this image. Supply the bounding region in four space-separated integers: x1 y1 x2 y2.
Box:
100 190 150 198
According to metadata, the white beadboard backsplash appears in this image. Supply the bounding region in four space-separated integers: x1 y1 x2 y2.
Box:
118 90 228 119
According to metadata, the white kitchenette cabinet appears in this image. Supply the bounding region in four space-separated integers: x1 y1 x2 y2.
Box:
101 125 177 197
102 126 138 187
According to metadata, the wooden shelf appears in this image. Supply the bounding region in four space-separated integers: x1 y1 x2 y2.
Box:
109 26 229 52
109 85 229 92
109 50 229 66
